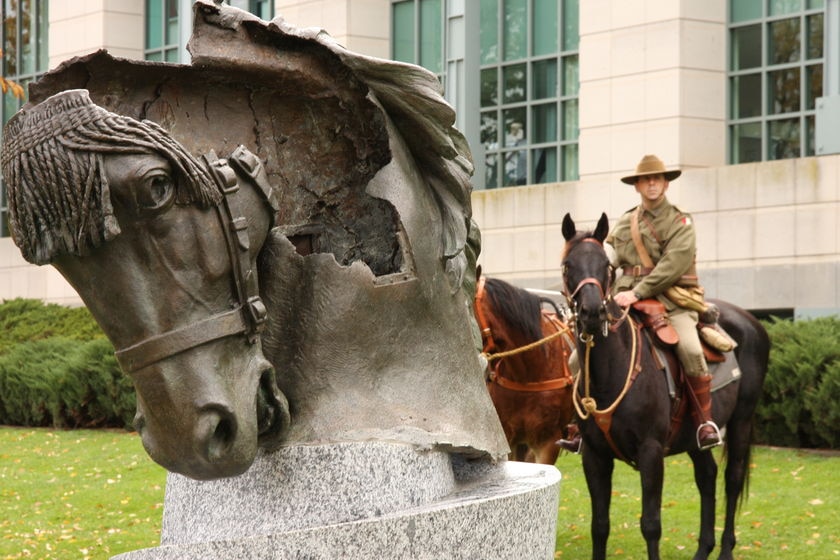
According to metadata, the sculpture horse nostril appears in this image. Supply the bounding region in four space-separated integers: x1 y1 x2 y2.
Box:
197 407 238 463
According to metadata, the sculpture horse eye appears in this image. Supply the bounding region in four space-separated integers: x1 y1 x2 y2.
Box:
137 171 175 213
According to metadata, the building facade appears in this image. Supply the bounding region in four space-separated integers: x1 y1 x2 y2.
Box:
2 0 839 318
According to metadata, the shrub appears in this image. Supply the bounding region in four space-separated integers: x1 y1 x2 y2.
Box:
0 298 104 355
0 337 135 429
755 316 840 448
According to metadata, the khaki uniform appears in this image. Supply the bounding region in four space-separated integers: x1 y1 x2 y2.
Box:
606 199 708 377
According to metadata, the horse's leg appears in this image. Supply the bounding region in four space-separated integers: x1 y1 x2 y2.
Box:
512 442 530 462
533 442 560 465
637 439 664 560
717 417 753 560
688 448 718 560
582 443 614 560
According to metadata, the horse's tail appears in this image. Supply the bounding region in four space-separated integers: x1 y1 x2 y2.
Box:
721 417 756 511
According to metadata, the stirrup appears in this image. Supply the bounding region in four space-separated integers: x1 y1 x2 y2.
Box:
696 421 723 451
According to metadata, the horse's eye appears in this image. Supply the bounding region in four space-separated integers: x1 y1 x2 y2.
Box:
137 172 175 212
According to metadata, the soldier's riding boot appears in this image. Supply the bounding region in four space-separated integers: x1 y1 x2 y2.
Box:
556 423 581 454
686 374 723 450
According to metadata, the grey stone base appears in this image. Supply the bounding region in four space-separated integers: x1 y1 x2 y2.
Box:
112 442 560 559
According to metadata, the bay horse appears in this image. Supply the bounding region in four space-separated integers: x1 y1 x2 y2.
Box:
561 213 769 560
0 3 508 480
474 271 576 464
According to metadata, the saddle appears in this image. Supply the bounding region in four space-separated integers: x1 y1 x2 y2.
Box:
631 299 738 452
631 299 734 362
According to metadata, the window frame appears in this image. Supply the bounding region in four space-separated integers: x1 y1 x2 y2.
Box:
727 1 825 164
478 0 579 189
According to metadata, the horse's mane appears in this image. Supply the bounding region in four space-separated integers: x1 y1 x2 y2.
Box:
263 12 476 289
483 278 544 343
1 89 221 265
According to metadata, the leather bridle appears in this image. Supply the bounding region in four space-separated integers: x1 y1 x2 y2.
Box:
563 237 613 339
114 146 279 374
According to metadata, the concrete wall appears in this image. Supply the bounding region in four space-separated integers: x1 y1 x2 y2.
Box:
473 154 840 317
578 0 727 181
275 0 390 59
48 0 144 67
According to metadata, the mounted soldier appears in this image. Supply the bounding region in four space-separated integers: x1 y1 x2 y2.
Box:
607 154 722 450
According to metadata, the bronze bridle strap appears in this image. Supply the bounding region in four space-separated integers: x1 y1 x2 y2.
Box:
475 277 573 392
115 147 278 374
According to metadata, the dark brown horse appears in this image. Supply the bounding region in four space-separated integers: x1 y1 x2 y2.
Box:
561 213 769 560
474 272 576 464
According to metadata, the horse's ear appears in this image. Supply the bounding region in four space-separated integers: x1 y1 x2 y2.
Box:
594 212 609 243
476 264 482 280
562 213 576 241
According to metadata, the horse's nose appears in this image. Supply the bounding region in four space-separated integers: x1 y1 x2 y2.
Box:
195 405 238 463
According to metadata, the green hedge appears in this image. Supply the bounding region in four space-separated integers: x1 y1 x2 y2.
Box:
0 299 135 429
754 316 840 449
2 299 840 449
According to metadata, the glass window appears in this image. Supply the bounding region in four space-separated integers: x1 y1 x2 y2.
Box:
480 0 499 65
731 73 762 119
2 0 48 238
731 122 762 163
419 0 442 74
768 67 800 114
479 0 579 188
146 0 274 62
532 59 557 99
731 0 762 23
392 1 415 63
770 0 802 16
503 0 527 61
806 12 822 59
532 0 557 56
769 18 800 64
728 1 824 163
532 103 557 143
502 63 526 103
390 0 444 83
731 25 761 70
562 0 579 51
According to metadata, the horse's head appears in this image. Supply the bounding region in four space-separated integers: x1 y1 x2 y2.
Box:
561 213 613 338
2 90 289 479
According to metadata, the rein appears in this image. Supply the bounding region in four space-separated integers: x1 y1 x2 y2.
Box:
475 277 573 392
115 147 279 373
564 235 643 465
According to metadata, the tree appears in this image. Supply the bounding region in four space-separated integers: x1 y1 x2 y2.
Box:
0 48 24 99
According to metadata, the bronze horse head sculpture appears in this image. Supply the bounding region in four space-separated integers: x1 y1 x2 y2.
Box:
3 90 289 478
1 2 508 480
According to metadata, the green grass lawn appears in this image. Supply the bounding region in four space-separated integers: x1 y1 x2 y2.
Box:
0 427 166 560
554 446 840 559
1 427 838 559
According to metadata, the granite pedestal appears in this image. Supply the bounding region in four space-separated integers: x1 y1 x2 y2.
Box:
112 442 561 559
